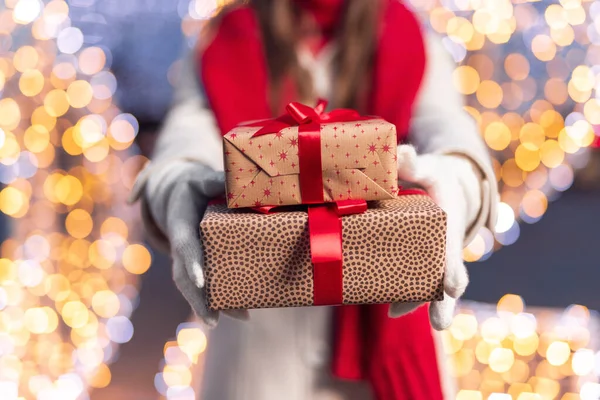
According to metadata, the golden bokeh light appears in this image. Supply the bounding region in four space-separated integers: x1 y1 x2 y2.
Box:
485 122 512 151
0 98 21 130
177 327 208 360
476 340 501 364
545 4 568 30
544 78 569 105
23 124 50 153
571 65 594 92
65 209 93 239
0 187 27 216
456 390 483 400
442 330 464 355
78 47 106 75
517 392 542 400
61 300 89 329
88 240 116 270
447 17 475 44
163 364 193 387
532 34 557 61
88 363 112 389
122 244 151 275
19 69 44 97
504 359 530 384
539 110 563 138
477 80 503 109
489 348 515 373
100 217 129 241
497 294 524 314
51 62 77 89
522 190 548 219
31 106 57 132
520 123 545 151
540 140 564 168
91 290 120 318
546 341 571 366
451 314 479 341
54 175 83 206
13 46 38 72
583 99 600 125
481 317 509 342
109 118 137 144
43 89 69 117
551 25 575 47
515 145 541 172
83 139 110 162
571 348 594 376
502 159 524 188
446 300 597 400
67 80 93 108
62 127 83 156
505 53 530 81
558 128 581 154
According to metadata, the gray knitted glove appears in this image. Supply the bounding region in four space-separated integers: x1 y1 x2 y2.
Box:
145 161 249 326
390 145 479 331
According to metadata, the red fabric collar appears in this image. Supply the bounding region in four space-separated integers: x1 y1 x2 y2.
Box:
199 3 442 399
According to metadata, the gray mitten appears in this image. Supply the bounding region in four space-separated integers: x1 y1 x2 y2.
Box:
390 145 479 330
145 161 249 326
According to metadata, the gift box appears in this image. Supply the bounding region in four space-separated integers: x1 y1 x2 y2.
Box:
200 194 446 311
223 101 399 209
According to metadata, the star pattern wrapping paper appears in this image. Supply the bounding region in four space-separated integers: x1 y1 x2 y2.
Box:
223 118 399 208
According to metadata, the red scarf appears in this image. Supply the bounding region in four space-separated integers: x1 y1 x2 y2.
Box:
198 2 443 399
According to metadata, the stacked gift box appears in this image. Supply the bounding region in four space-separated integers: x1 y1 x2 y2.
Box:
200 100 447 311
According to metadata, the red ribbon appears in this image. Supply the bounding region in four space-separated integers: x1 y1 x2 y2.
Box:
309 205 344 305
244 99 370 204
309 200 368 305
254 199 367 306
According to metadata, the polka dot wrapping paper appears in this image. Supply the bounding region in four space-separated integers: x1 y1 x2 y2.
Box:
200 196 446 310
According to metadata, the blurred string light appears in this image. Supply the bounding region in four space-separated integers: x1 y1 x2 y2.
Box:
449 298 600 400
0 0 151 398
404 0 599 262
155 322 207 400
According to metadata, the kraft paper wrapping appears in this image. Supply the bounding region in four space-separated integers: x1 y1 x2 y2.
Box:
223 118 399 209
200 196 446 311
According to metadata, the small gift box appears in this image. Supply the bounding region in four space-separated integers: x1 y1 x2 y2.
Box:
200 194 446 311
223 100 399 209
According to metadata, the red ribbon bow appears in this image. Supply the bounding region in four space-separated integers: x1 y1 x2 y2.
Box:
246 99 367 204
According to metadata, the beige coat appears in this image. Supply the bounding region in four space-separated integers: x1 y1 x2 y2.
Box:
131 32 498 400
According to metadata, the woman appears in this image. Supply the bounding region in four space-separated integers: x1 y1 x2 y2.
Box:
130 0 498 398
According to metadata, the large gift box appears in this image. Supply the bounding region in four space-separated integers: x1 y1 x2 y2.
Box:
223 102 399 209
200 195 446 311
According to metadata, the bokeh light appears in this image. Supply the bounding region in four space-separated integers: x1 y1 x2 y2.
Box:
0 0 150 398
407 0 598 261
449 301 600 400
